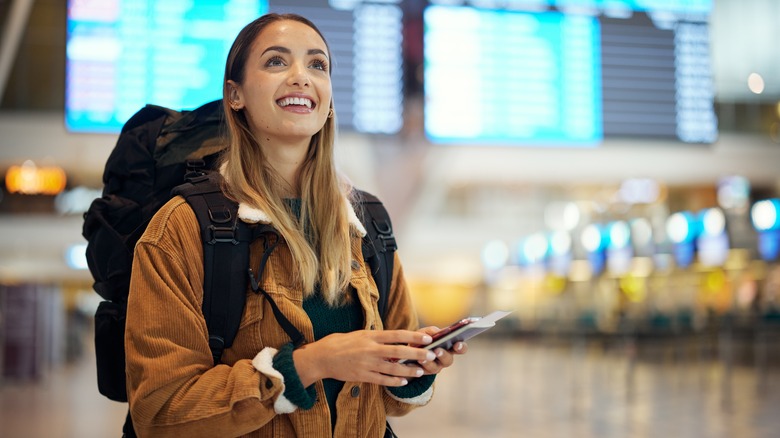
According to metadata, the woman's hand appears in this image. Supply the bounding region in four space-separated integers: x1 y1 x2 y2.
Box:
292 329 437 387
415 326 469 376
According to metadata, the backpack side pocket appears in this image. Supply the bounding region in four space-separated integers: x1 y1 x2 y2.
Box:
94 300 128 402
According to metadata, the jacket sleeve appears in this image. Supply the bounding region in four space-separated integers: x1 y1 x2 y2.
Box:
378 251 436 416
125 199 293 437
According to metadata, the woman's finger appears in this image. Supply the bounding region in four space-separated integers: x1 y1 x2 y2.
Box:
373 329 433 347
452 342 468 355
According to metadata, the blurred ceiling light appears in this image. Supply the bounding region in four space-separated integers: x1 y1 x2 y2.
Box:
544 201 583 231
550 230 572 256
666 212 697 244
5 160 67 195
618 178 660 204
581 224 603 253
701 208 726 236
747 72 765 94
523 233 549 264
65 243 89 270
481 239 509 270
666 213 688 244
55 186 102 215
751 199 779 231
563 202 581 231
608 221 630 249
717 175 750 210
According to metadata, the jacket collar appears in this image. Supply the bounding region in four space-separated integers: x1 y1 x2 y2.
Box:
237 198 367 237
220 163 368 237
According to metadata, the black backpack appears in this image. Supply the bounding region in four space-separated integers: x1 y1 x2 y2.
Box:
82 99 397 407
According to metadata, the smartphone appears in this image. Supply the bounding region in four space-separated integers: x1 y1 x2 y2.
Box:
428 317 478 345
396 310 512 364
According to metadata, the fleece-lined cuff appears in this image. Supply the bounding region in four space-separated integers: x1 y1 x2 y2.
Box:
251 347 296 414
272 342 317 410
386 374 435 405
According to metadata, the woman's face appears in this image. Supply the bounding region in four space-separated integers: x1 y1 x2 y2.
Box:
229 20 332 145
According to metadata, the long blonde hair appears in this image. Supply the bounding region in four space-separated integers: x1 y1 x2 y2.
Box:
220 14 353 305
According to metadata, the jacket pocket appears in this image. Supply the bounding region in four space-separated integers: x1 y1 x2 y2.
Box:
238 290 264 328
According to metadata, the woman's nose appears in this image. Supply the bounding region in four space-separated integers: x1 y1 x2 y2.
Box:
288 62 310 87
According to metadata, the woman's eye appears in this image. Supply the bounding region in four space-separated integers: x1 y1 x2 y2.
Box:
310 59 328 71
265 56 285 67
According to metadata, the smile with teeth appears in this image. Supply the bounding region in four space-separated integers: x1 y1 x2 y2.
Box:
277 96 314 109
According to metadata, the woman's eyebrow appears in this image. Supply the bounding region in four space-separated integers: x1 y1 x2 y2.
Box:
308 48 328 59
261 45 328 60
261 45 290 56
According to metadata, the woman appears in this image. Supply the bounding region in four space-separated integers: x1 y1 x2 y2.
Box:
125 13 466 437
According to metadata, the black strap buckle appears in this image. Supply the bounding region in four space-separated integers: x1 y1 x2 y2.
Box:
183 159 208 181
205 206 238 244
206 225 239 244
372 219 397 252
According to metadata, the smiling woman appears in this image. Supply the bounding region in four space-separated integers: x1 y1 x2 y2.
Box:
226 19 333 153
221 16 340 300
123 12 467 438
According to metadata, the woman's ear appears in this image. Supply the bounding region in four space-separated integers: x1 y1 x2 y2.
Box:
227 80 244 110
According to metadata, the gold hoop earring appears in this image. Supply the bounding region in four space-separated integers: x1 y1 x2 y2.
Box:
327 108 334 118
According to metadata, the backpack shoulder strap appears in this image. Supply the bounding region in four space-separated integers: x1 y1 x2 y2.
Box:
354 190 397 321
172 171 253 364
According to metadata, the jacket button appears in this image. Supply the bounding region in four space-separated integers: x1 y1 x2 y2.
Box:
351 260 360 270
370 324 376 330
351 385 360 398
265 380 274 389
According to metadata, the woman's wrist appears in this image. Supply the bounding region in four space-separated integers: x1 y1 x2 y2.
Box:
272 343 317 410
292 342 322 387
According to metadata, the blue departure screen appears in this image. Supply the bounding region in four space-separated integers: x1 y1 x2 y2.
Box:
65 0 405 134
423 0 717 145
424 7 602 145
65 0 267 133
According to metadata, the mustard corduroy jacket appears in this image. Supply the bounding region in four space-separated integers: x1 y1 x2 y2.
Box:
125 194 431 438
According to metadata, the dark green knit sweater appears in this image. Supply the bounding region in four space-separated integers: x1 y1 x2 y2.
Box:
272 199 435 428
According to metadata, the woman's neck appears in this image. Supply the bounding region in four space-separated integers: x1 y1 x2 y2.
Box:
260 137 310 196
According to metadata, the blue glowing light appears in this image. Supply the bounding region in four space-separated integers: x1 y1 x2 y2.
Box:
666 211 700 244
751 199 780 231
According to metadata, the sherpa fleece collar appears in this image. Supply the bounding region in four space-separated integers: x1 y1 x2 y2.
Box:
220 163 367 236
237 197 368 237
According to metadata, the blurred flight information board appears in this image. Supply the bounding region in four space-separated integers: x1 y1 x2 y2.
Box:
65 0 403 134
423 0 717 145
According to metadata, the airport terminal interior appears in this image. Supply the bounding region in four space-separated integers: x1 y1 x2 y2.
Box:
2 0 780 437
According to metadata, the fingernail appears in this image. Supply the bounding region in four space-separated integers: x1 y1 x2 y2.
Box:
415 368 424 377
455 343 463 352
422 335 432 344
400 379 408 386
436 349 444 357
426 351 436 361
